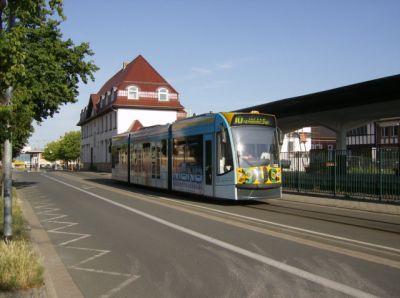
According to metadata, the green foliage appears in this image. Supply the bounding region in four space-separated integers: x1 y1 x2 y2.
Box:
0 0 98 157
42 140 60 162
58 131 81 162
43 131 81 162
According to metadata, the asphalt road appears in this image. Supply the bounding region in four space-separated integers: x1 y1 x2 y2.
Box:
14 170 400 298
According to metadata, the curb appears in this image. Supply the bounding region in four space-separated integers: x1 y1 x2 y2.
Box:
18 191 84 298
282 192 400 216
0 287 46 298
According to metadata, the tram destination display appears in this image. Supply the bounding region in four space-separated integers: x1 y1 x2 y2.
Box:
231 114 275 127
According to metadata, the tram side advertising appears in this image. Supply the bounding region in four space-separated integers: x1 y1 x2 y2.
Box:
111 111 282 200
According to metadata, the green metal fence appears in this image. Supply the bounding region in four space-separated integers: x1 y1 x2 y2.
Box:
280 148 400 203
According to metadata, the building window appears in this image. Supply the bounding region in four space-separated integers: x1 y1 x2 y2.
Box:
127 86 139 100
106 91 111 105
381 127 389 137
112 86 117 101
158 88 169 101
288 141 294 152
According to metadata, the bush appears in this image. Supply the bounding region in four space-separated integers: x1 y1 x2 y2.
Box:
0 190 44 290
0 241 44 290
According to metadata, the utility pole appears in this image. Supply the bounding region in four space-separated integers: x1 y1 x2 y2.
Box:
1 0 15 242
3 86 13 241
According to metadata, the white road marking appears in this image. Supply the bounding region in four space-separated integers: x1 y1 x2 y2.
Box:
58 171 400 254
99 275 141 298
30 193 137 284
155 195 400 254
68 266 131 277
44 174 379 298
82 185 96 190
64 246 111 266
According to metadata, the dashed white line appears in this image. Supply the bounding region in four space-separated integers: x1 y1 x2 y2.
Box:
44 174 379 298
143 195 400 254
31 193 138 288
99 275 141 298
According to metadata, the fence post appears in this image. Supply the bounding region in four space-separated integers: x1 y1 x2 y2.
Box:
379 149 383 201
334 150 337 197
296 152 300 192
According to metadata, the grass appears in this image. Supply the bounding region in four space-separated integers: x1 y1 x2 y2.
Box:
0 187 44 291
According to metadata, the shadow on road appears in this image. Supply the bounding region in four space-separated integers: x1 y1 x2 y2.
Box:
81 177 267 207
14 181 38 189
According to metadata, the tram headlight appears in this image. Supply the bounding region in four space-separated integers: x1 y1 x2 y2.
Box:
269 168 278 183
237 168 246 184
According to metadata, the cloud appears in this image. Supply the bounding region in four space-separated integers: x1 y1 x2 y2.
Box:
170 56 257 84
191 67 213 75
216 63 233 69
190 80 231 91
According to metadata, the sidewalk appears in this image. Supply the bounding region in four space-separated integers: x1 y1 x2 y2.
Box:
282 191 400 216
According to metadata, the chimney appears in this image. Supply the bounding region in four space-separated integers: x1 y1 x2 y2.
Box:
122 61 129 69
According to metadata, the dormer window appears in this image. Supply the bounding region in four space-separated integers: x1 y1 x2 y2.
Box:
106 91 110 104
158 88 169 101
127 86 139 100
112 86 117 101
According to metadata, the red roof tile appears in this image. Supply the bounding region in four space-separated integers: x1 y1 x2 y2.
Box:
98 55 178 95
79 55 185 126
128 120 144 132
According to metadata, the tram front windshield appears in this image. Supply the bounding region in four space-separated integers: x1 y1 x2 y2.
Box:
232 126 279 168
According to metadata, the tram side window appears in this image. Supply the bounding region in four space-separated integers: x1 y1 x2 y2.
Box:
143 143 151 174
173 136 203 175
130 144 136 171
119 145 128 166
151 146 155 178
161 139 167 168
112 147 119 168
161 139 167 156
173 138 187 173
217 128 233 175
186 135 203 167
156 144 161 178
135 146 142 174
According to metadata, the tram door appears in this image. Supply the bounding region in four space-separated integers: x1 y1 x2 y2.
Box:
203 134 214 197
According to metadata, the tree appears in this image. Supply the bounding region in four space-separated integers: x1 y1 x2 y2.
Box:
1 0 98 240
43 131 81 169
58 131 81 165
42 140 61 162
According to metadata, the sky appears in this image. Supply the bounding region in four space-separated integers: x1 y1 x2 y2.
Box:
28 0 400 148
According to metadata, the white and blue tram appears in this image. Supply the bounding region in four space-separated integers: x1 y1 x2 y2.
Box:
112 111 283 200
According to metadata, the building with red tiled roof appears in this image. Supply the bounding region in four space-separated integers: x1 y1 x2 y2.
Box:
78 55 186 171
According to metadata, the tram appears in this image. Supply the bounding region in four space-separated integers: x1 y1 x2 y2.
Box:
111 111 283 200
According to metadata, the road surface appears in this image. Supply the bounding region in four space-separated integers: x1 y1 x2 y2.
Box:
14 170 400 298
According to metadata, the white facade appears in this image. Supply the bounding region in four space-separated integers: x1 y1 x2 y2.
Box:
80 111 117 170
280 127 312 172
281 127 312 152
80 109 179 171
117 109 178 133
